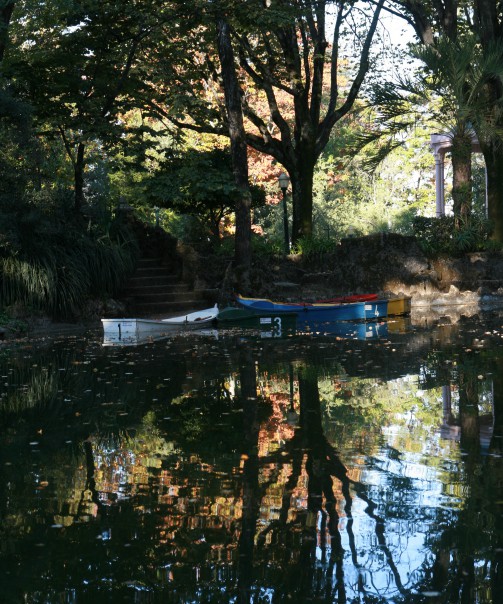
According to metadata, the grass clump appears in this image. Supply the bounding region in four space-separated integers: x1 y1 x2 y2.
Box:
0 194 139 319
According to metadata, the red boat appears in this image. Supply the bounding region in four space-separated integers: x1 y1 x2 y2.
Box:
316 294 378 304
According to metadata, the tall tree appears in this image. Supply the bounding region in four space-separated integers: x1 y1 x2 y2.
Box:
215 12 252 273
6 0 158 212
150 0 385 244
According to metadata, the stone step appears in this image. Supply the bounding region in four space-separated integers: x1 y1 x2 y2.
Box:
118 253 219 316
134 289 219 315
132 266 177 278
137 256 164 264
125 283 190 295
132 291 198 304
126 275 179 287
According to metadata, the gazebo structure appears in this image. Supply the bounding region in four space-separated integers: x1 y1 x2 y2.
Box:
430 132 486 217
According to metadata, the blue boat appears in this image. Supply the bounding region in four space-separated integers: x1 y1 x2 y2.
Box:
300 319 388 340
363 299 388 320
235 294 366 322
315 294 388 321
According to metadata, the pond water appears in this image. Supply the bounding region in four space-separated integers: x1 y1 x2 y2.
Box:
1 309 502 603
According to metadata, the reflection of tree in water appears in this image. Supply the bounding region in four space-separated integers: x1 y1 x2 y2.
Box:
414 355 503 603
0 338 193 601
249 365 410 602
240 357 502 604
2 329 503 602
236 347 260 604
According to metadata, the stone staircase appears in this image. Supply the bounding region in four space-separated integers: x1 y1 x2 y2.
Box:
122 257 217 317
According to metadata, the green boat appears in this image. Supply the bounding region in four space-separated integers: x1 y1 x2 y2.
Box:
216 307 297 334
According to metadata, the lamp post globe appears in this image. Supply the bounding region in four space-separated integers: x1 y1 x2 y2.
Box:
278 172 290 191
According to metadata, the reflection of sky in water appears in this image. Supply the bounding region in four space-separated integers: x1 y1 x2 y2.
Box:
311 376 467 600
337 459 454 598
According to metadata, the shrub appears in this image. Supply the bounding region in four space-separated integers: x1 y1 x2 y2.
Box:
412 215 495 256
0 195 138 318
209 234 283 260
290 236 338 260
252 235 283 259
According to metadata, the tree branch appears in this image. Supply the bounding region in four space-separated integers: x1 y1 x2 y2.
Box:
326 1 344 117
232 28 294 94
58 126 76 167
317 0 385 156
309 0 328 126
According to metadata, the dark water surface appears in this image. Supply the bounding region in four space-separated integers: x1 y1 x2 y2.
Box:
1 310 502 603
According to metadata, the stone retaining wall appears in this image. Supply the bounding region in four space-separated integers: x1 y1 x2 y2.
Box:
263 234 503 309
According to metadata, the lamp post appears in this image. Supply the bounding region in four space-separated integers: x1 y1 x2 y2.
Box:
278 172 290 254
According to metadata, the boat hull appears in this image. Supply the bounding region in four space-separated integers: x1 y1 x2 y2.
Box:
161 305 219 326
317 294 388 320
217 307 297 336
235 295 365 322
101 305 219 344
387 296 411 316
317 294 378 303
364 299 388 320
101 318 179 344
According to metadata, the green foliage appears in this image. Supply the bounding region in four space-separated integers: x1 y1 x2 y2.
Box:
4 0 163 212
209 234 282 260
0 192 138 318
146 146 265 241
313 116 436 240
252 201 288 249
210 236 235 257
165 214 209 245
412 215 495 256
290 236 338 259
0 87 34 198
251 234 283 258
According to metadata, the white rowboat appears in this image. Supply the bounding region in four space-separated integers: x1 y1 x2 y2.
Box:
101 305 219 344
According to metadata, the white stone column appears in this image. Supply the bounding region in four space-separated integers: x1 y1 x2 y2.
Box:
430 131 486 218
431 134 451 217
485 164 489 217
434 150 445 217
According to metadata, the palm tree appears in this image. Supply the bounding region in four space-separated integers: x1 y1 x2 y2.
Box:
364 35 503 231
412 36 497 228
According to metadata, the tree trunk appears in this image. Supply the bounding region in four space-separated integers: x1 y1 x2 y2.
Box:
291 176 302 245
481 138 503 242
299 161 314 242
74 142 86 213
489 357 503 597
459 376 480 456
291 157 315 244
451 130 472 228
490 357 503 457
236 346 260 604
0 1 15 63
216 17 252 274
